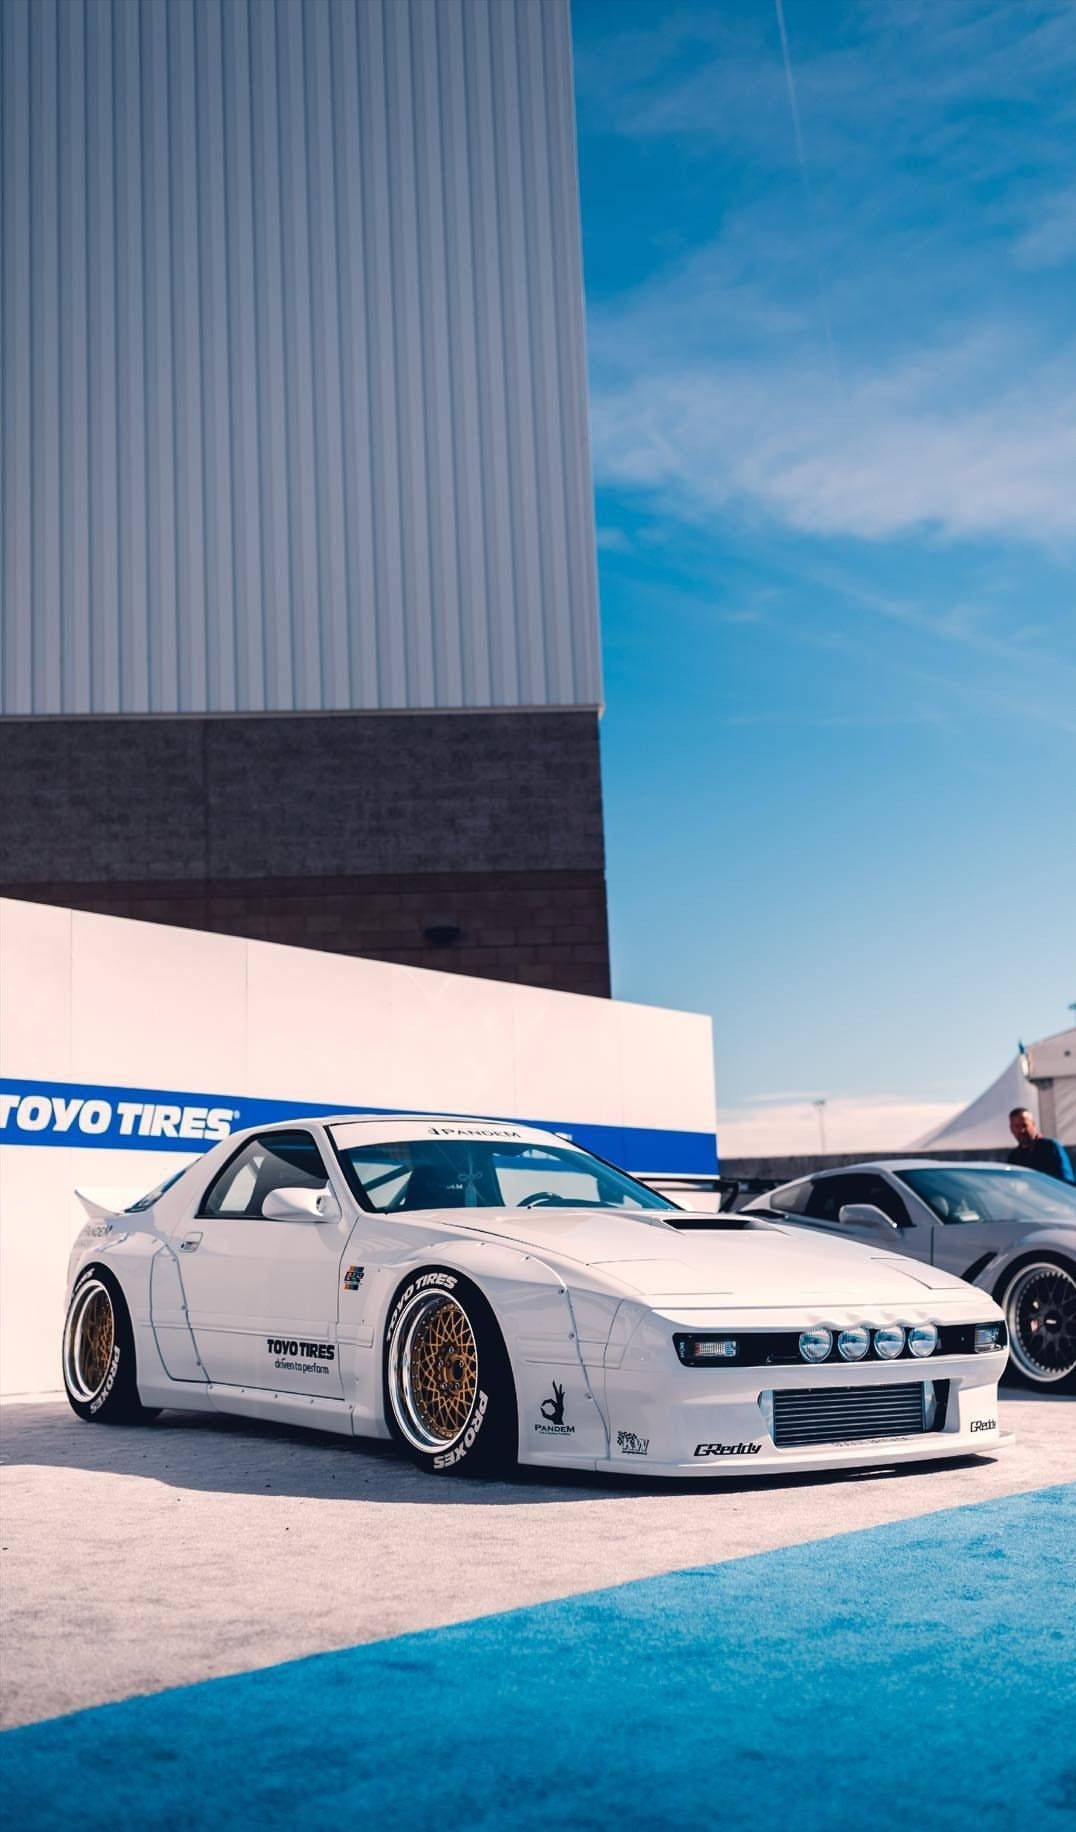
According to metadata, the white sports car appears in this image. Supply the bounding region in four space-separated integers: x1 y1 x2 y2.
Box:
62 1114 1012 1478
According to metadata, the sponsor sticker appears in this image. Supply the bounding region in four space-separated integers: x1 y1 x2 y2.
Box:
970 1418 997 1434
534 1380 575 1436
426 1125 523 1140
266 1337 335 1362
616 1429 649 1457
694 1441 762 1458
343 1265 365 1292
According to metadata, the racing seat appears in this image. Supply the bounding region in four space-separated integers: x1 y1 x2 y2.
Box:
404 1162 468 1210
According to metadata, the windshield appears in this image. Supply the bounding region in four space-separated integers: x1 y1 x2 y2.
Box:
898 1165 1076 1225
336 1138 676 1215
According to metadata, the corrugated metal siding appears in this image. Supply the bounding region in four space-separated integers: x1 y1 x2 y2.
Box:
0 0 602 714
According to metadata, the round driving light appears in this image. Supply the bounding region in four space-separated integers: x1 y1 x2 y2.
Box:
908 1324 939 1358
873 1325 906 1360
837 1327 870 1361
799 1327 833 1363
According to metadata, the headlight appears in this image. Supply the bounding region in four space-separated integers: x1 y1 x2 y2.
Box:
837 1326 870 1361
873 1325 906 1360
908 1324 938 1358
799 1327 833 1363
974 1323 1004 1353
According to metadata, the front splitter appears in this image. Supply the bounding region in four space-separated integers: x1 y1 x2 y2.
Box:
590 1429 1016 1480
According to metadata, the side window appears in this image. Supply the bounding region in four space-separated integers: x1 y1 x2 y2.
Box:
807 1174 910 1226
768 1180 813 1216
200 1131 328 1219
859 1175 911 1227
805 1175 870 1221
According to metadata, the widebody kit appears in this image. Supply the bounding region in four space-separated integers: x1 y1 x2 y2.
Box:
62 1115 1011 1477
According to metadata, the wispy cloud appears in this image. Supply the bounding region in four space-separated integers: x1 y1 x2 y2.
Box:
589 333 1076 544
1014 184 1076 269
579 0 1076 553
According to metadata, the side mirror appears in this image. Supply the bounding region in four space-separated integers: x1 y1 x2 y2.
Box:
261 1185 341 1224
838 1202 899 1231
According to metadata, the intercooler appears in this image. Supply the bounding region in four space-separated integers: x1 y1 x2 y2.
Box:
771 1381 933 1448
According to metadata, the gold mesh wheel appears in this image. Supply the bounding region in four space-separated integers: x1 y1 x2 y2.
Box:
389 1289 480 1452
63 1278 117 1403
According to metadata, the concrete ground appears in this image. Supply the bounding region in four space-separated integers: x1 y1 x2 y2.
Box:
2 1387 1072 1731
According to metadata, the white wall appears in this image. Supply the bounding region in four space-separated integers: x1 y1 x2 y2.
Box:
0 899 716 1394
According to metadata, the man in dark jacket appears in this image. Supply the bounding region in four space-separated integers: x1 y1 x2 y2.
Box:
1008 1108 1075 1182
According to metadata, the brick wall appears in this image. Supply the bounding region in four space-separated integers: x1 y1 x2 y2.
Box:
0 710 611 996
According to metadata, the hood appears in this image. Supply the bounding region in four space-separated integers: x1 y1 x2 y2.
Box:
450 1208 968 1303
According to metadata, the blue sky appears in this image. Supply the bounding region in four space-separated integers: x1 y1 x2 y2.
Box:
572 0 1076 1151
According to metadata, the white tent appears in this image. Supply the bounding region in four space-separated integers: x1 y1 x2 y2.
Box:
1026 1027 1076 1142
911 1026 1075 1151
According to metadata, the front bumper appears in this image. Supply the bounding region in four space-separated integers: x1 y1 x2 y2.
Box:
592 1303 1011 1478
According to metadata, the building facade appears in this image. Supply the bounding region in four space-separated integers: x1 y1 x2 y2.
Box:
0 0 609 994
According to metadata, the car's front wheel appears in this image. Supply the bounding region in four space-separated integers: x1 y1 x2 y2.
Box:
1000 1258 1076 1394
62 1268 159 1423
384 1268 516 1475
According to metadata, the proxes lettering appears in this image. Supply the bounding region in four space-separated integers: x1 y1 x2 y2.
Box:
432 1391 489 1469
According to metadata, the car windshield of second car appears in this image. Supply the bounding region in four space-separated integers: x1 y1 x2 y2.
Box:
336 1139 676 1216
897 1165 1076 1224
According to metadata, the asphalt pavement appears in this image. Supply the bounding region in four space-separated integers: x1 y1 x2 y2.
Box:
2 1388 1072 1731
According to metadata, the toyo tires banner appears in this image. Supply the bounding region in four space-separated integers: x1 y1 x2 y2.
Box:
0 1077 718 1173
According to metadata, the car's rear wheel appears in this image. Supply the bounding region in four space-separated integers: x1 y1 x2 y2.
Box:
62 1268 159 1423
384 1269 516 1475
1000 1258 1076 1394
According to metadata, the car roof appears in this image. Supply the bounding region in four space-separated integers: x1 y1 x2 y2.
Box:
811 1159 1014 1175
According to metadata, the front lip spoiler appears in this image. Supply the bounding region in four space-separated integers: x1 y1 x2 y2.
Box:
589 1429 1016 1480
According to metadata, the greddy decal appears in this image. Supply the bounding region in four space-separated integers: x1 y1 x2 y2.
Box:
535 1381 574 1436
0 1076 717 1173
694 1441 762 1458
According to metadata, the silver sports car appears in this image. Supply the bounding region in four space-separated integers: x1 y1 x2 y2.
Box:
744 1160 1076 1393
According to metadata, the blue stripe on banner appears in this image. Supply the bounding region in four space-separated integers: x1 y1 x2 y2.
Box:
1 1484 1072 1830
0 1076 718 1173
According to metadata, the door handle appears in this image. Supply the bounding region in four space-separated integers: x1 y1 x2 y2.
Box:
179 1231 203 1252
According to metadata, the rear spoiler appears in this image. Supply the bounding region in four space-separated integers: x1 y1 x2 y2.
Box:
638 1173 782 1214
75 1189 134 1223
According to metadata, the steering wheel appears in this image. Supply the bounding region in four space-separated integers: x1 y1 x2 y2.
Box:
518 1191 559 1208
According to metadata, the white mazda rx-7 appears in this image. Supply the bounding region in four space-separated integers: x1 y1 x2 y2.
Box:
62 1114 1012 1477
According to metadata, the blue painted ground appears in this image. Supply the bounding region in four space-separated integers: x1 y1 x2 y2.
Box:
2 1484 1073 1830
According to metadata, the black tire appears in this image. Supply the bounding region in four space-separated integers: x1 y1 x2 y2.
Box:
62 1267 160 1423
998 1256 1076 1395
383 1267 517 1475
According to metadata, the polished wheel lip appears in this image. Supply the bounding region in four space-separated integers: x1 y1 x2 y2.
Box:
1006 1260 1076 1383
63 1278 116 1403
388 1289 479 1453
